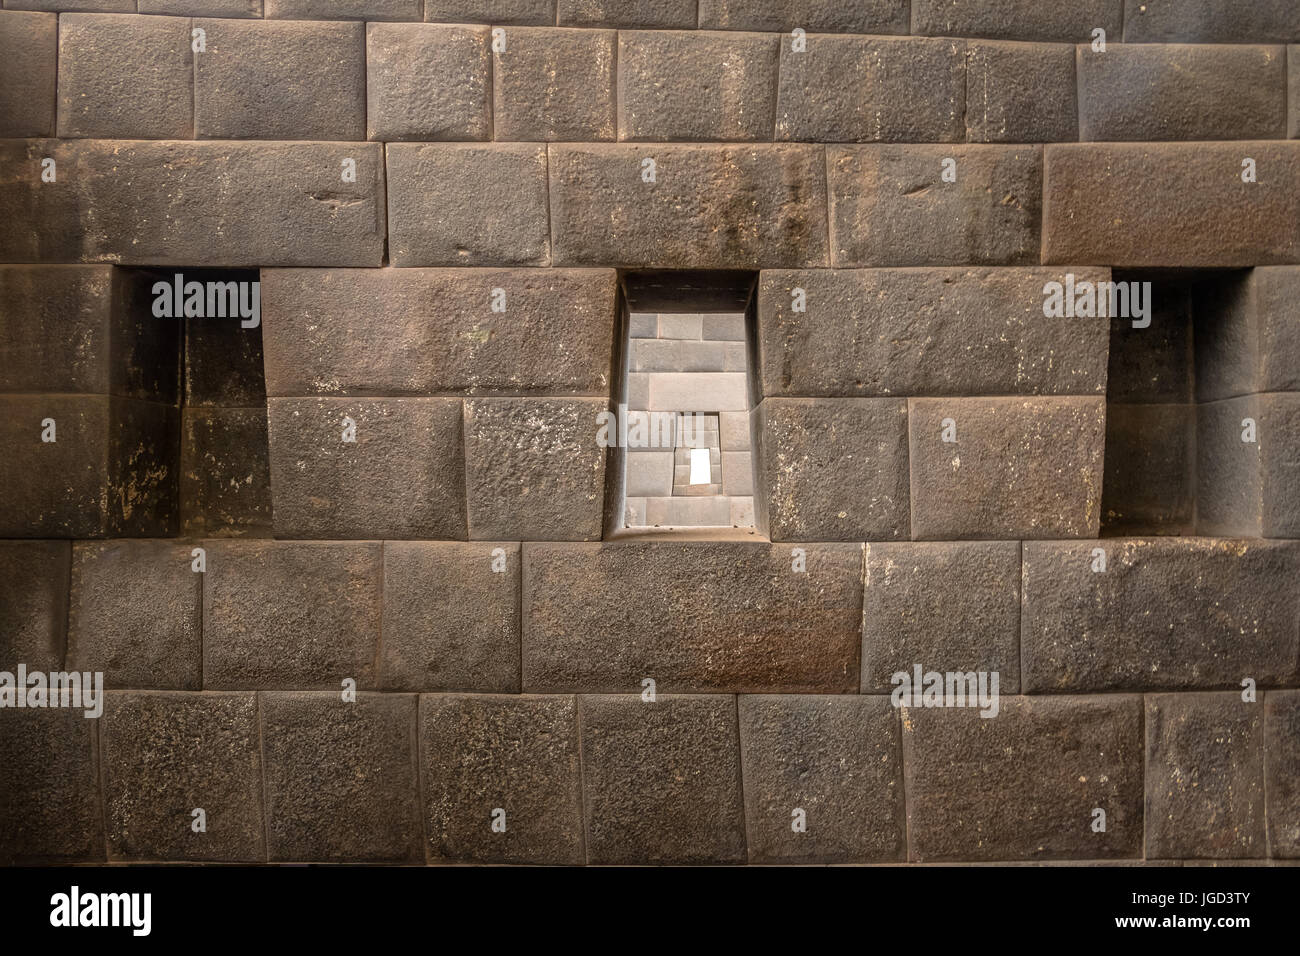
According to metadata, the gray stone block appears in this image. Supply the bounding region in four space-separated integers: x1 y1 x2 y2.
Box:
367 23 490 142
493 27 615 141
0 10 56 136
966 41 1078 143
699 0 909 34
913 0 1123 42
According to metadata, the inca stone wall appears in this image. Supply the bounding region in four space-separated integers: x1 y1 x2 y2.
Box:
1 0 1299 865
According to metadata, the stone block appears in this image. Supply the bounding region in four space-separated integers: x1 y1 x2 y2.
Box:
913 0 1124 42
1265 690 1300 857
1194 267 1300 401
367 23 490 142
1122 0 1300 43
557 0 694 28
0 11 56 136
493 27 614 141
698 0 909 34
180 406 273 538
0 541 68 671
1101 404 1195 535
966 41 1078 143
425 0 554 25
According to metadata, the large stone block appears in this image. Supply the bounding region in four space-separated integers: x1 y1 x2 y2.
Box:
420 694 583 863
579 694 746 864
381 542 520 693
0 541 68 671
829 146 1042 266
557 0 694 28
1077 44 1287 141
140 1 262 15
261 268 616 397
1266 690 1300 857
1122 0 1300 42
265 0 420 17
180 406 273 538
549 144 828 268
756 398 909 541
776 36 964 143
57 13 192 139
619 30 779 142
0 11 56 137
862 542 1021 694
5 0 132 9
493 27 615 142
366 23 489 142
913 0 1123 42
1101 404 1195 535
1022 538 1300 693
908 397 1106 538
267 397 466 539
1194 267 1300 401
1291 47 1299 138
103 692 264 862
1042 143 1300 266
757 267 1110 398
698 0 909 33
523 541 862 693
260 692 423 862
0 140 386 267
425 0 553 24
1145 693 1266 859
966 41 1078 143
1198 393 1300 538
738 695 904 863
202 541 382 689
902 696 1144 861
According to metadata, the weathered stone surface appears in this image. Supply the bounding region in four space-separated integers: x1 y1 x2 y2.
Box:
202 541 382 689
776 36 964 143
463 398 605 541
619 30 779 142
757 267 1109 397
966 41 1077 143
829 146 1042 266
261 268 616 396
140 0 261 15
1043 143 1300 266
267 397 466 539
180 406 273 538
1195 268 1300 401
367 23 489 142
862 542 1020 694
1146 693 1266 859
1107 278 1192 403
1197 395 1262 536
1101 404 1195 535
549 144 828 268
908 397 1106 538
914 0 1123 42
0 708 103 864
0 541 68 671
903 696 1144 861
557 0 694 28
1266 691 1300 857
1291 47 1299 138
699 0 909 33
266 0 419 17
0 395 178 538
425 0 553 24
580 694 745 864
0 11 56 137
756 398 909 541
387 143 550 267
1260 394 1300 537
184 305 265 407
6 0 132 10
420 694 583 863
1122 0 1300 43
261 692 422 862
57 13 192 139
1022 539 1300 693
0 140 386 267
738 695 904 863
523 541 862 693
103 692 264 861
493 27 615 142
381 542 520 693
67 541 201 690
1078 43 1287 141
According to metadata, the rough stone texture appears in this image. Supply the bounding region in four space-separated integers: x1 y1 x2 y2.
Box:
381 542 521 693
0 10 56 137
202 541 382 689
1259 394 1300 538
493 27 615 142
1145 693 1267 859
57 13 192 139
267 397 467 539
0 708 103 864
184 308 265 407
387 143 550 267
463 398 606 541
0 140 386 267
425 0 553 24
1102 404 1195 535
757 268 1109 398
66 540 201 690
1266 691 1300 857
619 30 780 142
549 144 828 268
908 397 1106 539
366 23 490 142
1077 44 1288 142
265 0 420 17
523 541 862 693
829 146 1042 267
1291 47 1299 139
1107 278 1193 403
755 398 910 541
260 692 423 862
862 542 1020 694
1022 538 1300 693
261 268 616 397
140 0 262 15
557 0 694 28
420 694 584 863
903 696 1144 862
579 694 746 864
102 692 264 862
1194 267 1300 401
6 0 133 9
1042 143 1300 267
699 0 909 33
913 0 1123 42
0 540 68 671
1122 0 1300 43
180 406 273 538
966 41 1077 143
738 695 904 863
776 36 964 143
1197 395 1262 536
